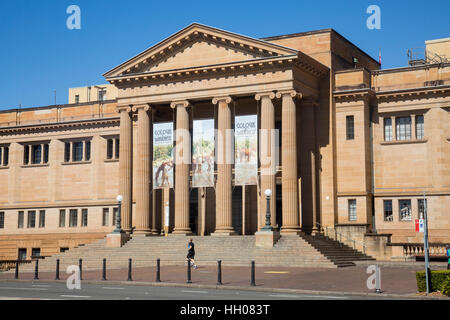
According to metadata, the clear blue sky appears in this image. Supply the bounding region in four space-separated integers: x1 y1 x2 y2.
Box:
0 0 449 110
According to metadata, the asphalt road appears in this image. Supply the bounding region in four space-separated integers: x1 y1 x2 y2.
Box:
0 281 397 300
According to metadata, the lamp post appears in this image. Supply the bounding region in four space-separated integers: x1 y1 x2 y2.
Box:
261 189 273 231
114 195 123 233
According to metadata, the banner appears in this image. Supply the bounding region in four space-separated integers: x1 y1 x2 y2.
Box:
153 122 174 189
192 119 215 187
235 115 258 185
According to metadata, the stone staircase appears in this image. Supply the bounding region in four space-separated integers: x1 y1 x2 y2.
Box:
14 234 375 273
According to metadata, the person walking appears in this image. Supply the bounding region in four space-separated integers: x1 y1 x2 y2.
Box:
187 238 198 269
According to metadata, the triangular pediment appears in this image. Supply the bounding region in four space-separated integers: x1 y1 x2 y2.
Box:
104 23 298 79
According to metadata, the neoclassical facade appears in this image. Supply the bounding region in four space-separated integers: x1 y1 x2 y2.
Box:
0 24 449 260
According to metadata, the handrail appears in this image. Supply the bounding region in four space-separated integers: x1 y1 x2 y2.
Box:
315 222 367 254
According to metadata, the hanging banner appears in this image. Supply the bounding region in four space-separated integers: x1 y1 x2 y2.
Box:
153 122 174 189
235 115 258 185
192 119 215 188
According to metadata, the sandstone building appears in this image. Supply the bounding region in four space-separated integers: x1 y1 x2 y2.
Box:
0 24 449 261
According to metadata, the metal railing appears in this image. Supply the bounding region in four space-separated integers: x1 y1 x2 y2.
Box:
315 222 367 254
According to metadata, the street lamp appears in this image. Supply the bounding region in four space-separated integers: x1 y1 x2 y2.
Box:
114 195 123 233
261 189 273 231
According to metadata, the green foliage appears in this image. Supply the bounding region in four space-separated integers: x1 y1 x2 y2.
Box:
416 270 450 292
441 277 450 296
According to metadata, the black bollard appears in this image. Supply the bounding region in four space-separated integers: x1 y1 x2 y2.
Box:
34 259 39 280
127 258 132 281
79 259 83 281
102 258 107 281
156 259 161 282
187 260 192 284
14 260 19 280
250 261 256 287
55 259 60 280
217 260 222 285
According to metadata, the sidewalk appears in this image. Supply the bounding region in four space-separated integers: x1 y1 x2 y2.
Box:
1 262 449 299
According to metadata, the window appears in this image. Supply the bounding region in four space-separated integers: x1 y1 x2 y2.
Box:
23 143 49 165
115 139 120 159
69 209 78 227
0 212 4 229
346 116 354 140
44 144 49 163
384 200 393 222
396 116 411 141
102 208 109 226
81 209 88 227
60 247 69 253
106 137 120 160
75 95 80 104
416 115 424 139
384 118 392 142
31 248 41 258
399 200 412 221
64 140 92 163
39 210 45 228
348 200 357 221
98 89 107 101
112 207 118 227
18 211 24 229
32 145 41 164
27 211 36 228
59 210 66 228
418 199 427 220
18 248 27 261
0 145 9 166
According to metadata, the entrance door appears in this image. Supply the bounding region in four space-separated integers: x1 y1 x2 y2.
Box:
232 187 243 235
189 188 198 235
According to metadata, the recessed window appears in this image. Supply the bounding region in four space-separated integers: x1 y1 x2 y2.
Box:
384 118 392 142
0 145 9 167
75 95 80 104
418 199 427 220
348 199 357 221
396 116 411 141
59 210 66 228
112 207 118 227
60 247 69 253
98 89 107 101
23 143 49 165
63 139 92 163
18 211 24 229
27 211 36 228
416 115 424 139
346 115 354 140
31 248 41 258
81 209 88 227
102 208 109 226
0 212 4 229
384 200 393 222
39 210 45 228
18 248 27 261
69 209 78 227
106 137 120 160
399 199 412 221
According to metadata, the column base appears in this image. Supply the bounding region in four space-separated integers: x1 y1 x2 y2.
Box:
133 229 152 236
170 229 193 236
280 226 302 236
211 228 237 236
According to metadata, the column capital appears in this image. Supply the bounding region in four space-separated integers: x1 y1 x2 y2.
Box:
116 105 132 113
132 104 151 112
276 90 302 100
255 92 275 101
170 100 190 109
212 96 233 105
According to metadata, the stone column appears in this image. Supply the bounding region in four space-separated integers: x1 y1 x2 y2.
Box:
256 92 277 230
171 101 192 235
118 106 133 233
133 104 152 235
212 96 235 235
277 90 301 235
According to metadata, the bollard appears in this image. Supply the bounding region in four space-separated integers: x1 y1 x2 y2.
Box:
186 260 192 284
34 259 39 280
102 258 107 281
55 259 60 280
128 258 132 281
14 260 19 280
156 259 161 282
250 261 256 287
217 260 222 285
79 259 83 281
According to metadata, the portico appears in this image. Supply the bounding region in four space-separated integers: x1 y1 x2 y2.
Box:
104 23 327 237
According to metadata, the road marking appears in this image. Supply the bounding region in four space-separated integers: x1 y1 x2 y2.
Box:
32 284 52 288
102 287 125 290
269 293 348 300
264 271 290 274
0 287 48 291
60 295 91 299
181 290 209 294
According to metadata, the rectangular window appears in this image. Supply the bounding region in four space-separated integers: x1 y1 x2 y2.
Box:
107 139 113 159
24 145 30 165
384 118 392 142
64 143 71 162
81 209 88 227
72 142 83 162
102 208 109 226
59 210 66 228
60 247 69 253
0 146 9 166
399 199 412 221
98 89 106 101
75 95 80 104
18 211 24 229
112 207 118 227
27 211 36 228
396 116 411 141
31 145 42 164
418 199 427 220
416 115 424 140
115 139 120 159
346 115 354 140
69 209 78 227
31 248 41 258
0 148 2 166
384 200 393 222
348 200 357 221
0 212 4 229
18 248 27 261
85 141 91 161
43 144 49 164
39 210 45 228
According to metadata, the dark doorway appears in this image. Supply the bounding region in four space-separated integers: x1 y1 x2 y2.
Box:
189 188 199 235
232 187 243 235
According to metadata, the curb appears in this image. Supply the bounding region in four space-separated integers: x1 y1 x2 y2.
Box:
1 279 449 300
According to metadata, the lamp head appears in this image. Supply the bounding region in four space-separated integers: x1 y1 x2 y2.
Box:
264 189 272 197
116 195 123 202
